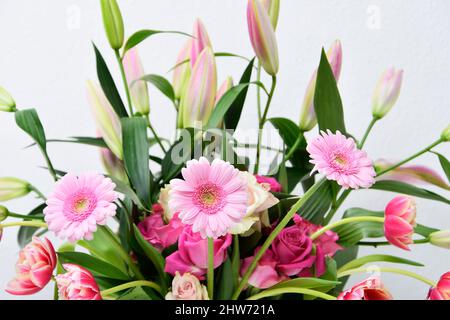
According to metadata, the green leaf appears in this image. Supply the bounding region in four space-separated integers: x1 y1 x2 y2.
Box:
17 203 47 248
123 29 192 55
337 254 424 273
15 109 46 149
216 258 234 300
117 287 153 300
93 43 128 118
331 247 358 294
370 180 450 204
299 180 334 224
269 277 340 291
57 251 131 280
278 153 288 193
137 74 175 103
223 58 255 130
314 49 346 134
168 52 251 72
304 258 338 300
111 176 145 210
433 151 450 183
121 117 152 207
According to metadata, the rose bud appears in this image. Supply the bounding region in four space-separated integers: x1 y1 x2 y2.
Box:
338 276 393 300
165 272 209 300
100 0 124 50
428 272 450 300
56 264 102 300
372 67 403 119
254 174 282 192
384 195 416 251
0 177 31 202
0 86 16 112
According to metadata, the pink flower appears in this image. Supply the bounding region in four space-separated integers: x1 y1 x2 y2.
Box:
372 67 403 119
307 130 376 189
56 264 101 300
44 172 119 242
338 276 393 300
428 272 450 300
137 204 184 252
293 215 342 257
190 18 212 67
254 175 282 192
241 247 287 289
165 226 232 278
215 76 233 105
384 195 416 251
173 38 192 99
6 237 56 295
168 157 248 239
165 272 209 300
123 47 150 115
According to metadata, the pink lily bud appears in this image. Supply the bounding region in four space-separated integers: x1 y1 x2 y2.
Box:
190 19 212 68
372 67 403 119
173 39 193 100
6 237 56 295
123 47 150 115
299 40 343 131
260 0 280 30
86 80 122 160
428 272 450 300
100 147 128 182
180 47 217 128
338 276 393 300
384 195 416 251
215 76 234 105
247 0 279 75
429 229 450 249
56 264 102 300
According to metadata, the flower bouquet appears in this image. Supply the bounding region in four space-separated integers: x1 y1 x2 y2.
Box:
0 0 449 301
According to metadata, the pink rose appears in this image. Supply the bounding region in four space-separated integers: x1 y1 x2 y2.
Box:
254 175 282 192
137 204 183 251
428 272 450 300
338 276 393 300
56 264 102 300
165 226 232 278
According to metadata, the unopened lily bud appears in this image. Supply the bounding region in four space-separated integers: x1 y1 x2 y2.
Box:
100 148 128 182
247 0 279 75
441 125 450 142
191 19 212 67
0 205 8 221
86 81 123 159
430 230 450 249
0 177 31 202
180 48 217 128
100 0 124 50
173 39 192 100
123 48 150 115
260 0 280 30
372 67 403 119
0 87 16 112
299 40 343 131
215 76 234 105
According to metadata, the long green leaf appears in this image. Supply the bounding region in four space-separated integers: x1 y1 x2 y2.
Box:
123 29 192 55
17 203 47 248
269 277 340 291
337 254 424 273
216 258 234 300
433 151 450 183
137 74 175 103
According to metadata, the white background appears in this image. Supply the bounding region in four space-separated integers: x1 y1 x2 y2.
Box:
0 0 449 299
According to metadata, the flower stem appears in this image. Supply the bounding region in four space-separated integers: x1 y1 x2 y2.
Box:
337 266 436 287
115 49 134 116
358 117 378 148
247 287 337 301
284 133 304 162
357 238 429 247
256 62 262 122
231 178 325 300
207 237 214 299
146 115 167 153
311 216 385 241
1 221 47 228
100 280 162 297
29 184 46 200
7 212 45 220
254 75 277 174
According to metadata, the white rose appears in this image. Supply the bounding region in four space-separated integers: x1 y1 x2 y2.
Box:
165 272 209 300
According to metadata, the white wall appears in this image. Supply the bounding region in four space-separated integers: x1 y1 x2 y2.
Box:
0 0 449 299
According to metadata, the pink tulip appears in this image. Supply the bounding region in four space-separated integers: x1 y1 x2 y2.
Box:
215 76 234 105
180 47 217 128
428 272 450 300
372 67 403 119
247 0 279 75
338 276 393 300
123 47 150 115
173 39 193 99
254 175 282 192
190 19 212 67
384 195 416 250
164 226 232 278
6 237 56 295
56 264 102 300
137 204 184 252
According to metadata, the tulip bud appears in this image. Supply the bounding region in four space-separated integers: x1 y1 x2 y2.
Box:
247 0 279 75
100 147 128 182
180 48 217 128
0 205 8 221
0 87 16 112
429 230 450 249
0 177 31 202
173 39 193 100
384 195 416 251
441 125 450 142
191 19 212 67
215 76 234 105
86 81 123 159
123 48 150 115
100 0 124 50
299 40 343 131
372 67 403 119
260 0 280 30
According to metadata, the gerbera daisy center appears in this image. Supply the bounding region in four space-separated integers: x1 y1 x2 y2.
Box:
194 183 224 213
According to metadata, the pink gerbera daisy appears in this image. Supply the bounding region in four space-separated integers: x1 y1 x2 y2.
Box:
307 130 376 189
169 157 248 239
44 172 119 242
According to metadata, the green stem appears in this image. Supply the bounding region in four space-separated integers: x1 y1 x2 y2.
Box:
115 49 133 115
357 238 429 247
41 149 58 182
1 221 47 228
337 267 436 287
235 142 283 153
322 189 351 225
146 115 167 152
207 237 214 299
100 280 162 297
376 138 444 177
247 287 337 301
254 75 277 174
311 216 385 241
29 185 46 200
284 133 304 162
256 62 262 122
7 212 45 220
358 117 378 148
232 178 325 300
